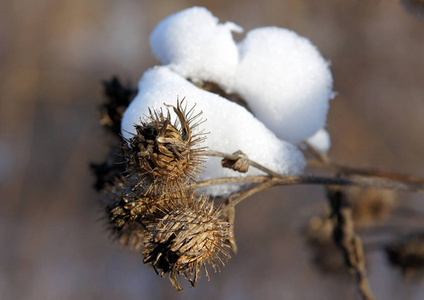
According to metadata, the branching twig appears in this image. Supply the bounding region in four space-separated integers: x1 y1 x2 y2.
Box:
307 159 424 185
203 149 424 192
197 149 424 300
194 174 424 193
220 180 279 215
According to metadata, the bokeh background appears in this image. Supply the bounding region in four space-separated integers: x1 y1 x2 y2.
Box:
1 0 424 299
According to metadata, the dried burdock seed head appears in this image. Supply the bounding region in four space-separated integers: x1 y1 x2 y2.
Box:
116 222 147 251
142 191 234 291
103 175 169 248
124 98 206 194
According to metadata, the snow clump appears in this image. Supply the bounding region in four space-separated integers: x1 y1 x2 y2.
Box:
306 128 331 154
150 7 242 91
149 6 334 144
121 7 335 195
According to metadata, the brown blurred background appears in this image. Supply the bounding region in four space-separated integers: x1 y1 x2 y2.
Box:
1 0 424 299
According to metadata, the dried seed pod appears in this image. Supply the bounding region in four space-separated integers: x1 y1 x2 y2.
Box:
103 175 168 248
142 192 234 291
124 99 206 195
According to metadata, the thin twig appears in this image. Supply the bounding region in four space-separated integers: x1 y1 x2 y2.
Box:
307 159 424 185
304 141 331 164
327 187 375 300
220 180 278 216
304 141 424 185
198 148 424 300
194 176 269 188
194 174 424 193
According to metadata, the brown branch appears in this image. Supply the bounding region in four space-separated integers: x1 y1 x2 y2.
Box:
203 149 424 192
327 187 375 300
307 159 424 185
304 141 331 164
304 142 424 185
198 148 424 300
194 174 424 193
220 180 279 216
194 175 269 188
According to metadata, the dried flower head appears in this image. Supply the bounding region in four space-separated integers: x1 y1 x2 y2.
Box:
123 98 206 194
142 192 234 291
104 175 168 248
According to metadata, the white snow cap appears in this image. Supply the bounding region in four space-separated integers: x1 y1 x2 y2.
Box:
150 6 242 91
121 67 306 196
306 128 331 154
235 27 333 144
149 7 334 144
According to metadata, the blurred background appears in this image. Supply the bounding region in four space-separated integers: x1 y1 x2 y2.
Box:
1 0 424 299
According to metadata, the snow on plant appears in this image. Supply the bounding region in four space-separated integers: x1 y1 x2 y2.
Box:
122 66 306 196
110 5 333 291
149 6 334 144
91 6 424 299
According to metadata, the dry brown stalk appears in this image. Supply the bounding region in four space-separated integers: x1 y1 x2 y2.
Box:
195 173 424 194
201 149 424 192
195 149 424 300
327 187 375 300
305 141 424 185
307 159 424 185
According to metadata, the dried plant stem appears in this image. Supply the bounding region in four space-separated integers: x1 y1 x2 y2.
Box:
197 149 424 299
307 159 424 185
304 142 424 185
327 188 375 300
199 149 424 192
195 174 424 193
222 197 238 253
304 141 331 164
198 149 424 226
220 180 279 215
